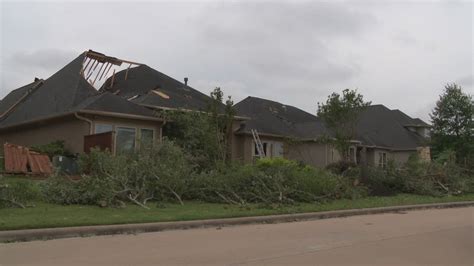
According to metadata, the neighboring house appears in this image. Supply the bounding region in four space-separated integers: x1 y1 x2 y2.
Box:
355 105 431 167
234 96 430 168
233 96 341 167
0 51 163 155
0 49 431 167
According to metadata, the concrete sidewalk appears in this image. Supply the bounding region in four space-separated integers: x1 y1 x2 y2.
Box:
1 201 473 243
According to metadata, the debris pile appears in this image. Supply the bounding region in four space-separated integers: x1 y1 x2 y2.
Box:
4 143 53 175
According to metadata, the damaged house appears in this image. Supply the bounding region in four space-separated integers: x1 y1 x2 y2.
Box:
0 49 430 169
233 96 431 167
0 51 163 155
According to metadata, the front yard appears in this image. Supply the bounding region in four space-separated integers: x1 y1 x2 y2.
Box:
1 192 473 231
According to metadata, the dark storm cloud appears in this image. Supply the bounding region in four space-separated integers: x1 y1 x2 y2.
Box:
196 2 374 83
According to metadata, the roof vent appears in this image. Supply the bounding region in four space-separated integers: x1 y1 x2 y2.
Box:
184 77 188 86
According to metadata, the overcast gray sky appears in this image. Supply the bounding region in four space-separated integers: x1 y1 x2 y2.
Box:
1 0 472 122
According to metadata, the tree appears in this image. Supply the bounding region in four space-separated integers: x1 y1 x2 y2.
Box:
317 89 371 161
162 87 235 170
430 83 473 165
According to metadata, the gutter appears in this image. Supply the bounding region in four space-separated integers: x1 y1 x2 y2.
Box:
78 110 163 122
0 110 163 133
74 112 93 134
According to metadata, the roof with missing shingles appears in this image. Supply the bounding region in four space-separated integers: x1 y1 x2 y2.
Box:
100 65 218 111
0 53 157 129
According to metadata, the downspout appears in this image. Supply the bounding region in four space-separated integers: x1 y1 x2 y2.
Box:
74 112 93 134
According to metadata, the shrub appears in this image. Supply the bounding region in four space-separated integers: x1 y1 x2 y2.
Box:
191 158 362 205
326 161 357 175
41 174 81 205
31 140 73 159
0 177 40 208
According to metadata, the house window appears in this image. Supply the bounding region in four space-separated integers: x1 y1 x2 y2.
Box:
272 142 284 157
378 152 387 168
254 142 268 157
140 128 154 149
94 123 113 134
116 127 136 154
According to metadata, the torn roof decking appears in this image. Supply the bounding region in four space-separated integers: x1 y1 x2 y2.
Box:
235 97 429 150
0 52 158 129
101 65 221 112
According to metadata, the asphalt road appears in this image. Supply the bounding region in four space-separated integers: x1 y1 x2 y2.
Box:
1 207 473 265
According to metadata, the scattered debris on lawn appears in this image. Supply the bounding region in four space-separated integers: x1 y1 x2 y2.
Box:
4 143 53 175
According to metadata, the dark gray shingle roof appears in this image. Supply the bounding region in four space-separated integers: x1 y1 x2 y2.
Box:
355 105 428 149
234 96 327 139
235 97 429 150
0 53 158 128
101 65 217 111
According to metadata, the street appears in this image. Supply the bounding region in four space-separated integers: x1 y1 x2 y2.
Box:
1 207 473 265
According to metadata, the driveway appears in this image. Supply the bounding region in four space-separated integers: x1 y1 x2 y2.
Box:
1 207 472 265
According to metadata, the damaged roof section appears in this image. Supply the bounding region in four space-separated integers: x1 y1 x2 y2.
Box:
81 50 142 88
100 65 219 112
0 50 159 130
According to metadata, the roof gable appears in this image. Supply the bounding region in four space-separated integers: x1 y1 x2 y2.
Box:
0 52 159 128
355 105 428 149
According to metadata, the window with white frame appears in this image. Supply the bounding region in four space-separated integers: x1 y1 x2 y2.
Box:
378 152 387 168
94 123 113 134
116 127 136 154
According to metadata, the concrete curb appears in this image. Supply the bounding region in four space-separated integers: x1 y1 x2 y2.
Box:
1 201 473 243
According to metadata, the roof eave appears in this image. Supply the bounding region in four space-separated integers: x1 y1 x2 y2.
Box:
78 110 162 122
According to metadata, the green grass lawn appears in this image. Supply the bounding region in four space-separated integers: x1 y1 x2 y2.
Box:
1 192 473 231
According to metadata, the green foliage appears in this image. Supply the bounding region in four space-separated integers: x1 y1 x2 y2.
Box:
41 175 81 205
162 87 235 170
191 158 360 206
145 139 195 205
357 153 474 197
430 83 474 166
325 161 358 175
43 140 194 208
317 89 371 161
0 177 40 208
31 140 72 158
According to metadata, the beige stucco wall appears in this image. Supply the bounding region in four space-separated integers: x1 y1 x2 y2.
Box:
232 133 342 168
287 142 340 168
0 116 89 154
366 148 429 167
0 114 164 155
